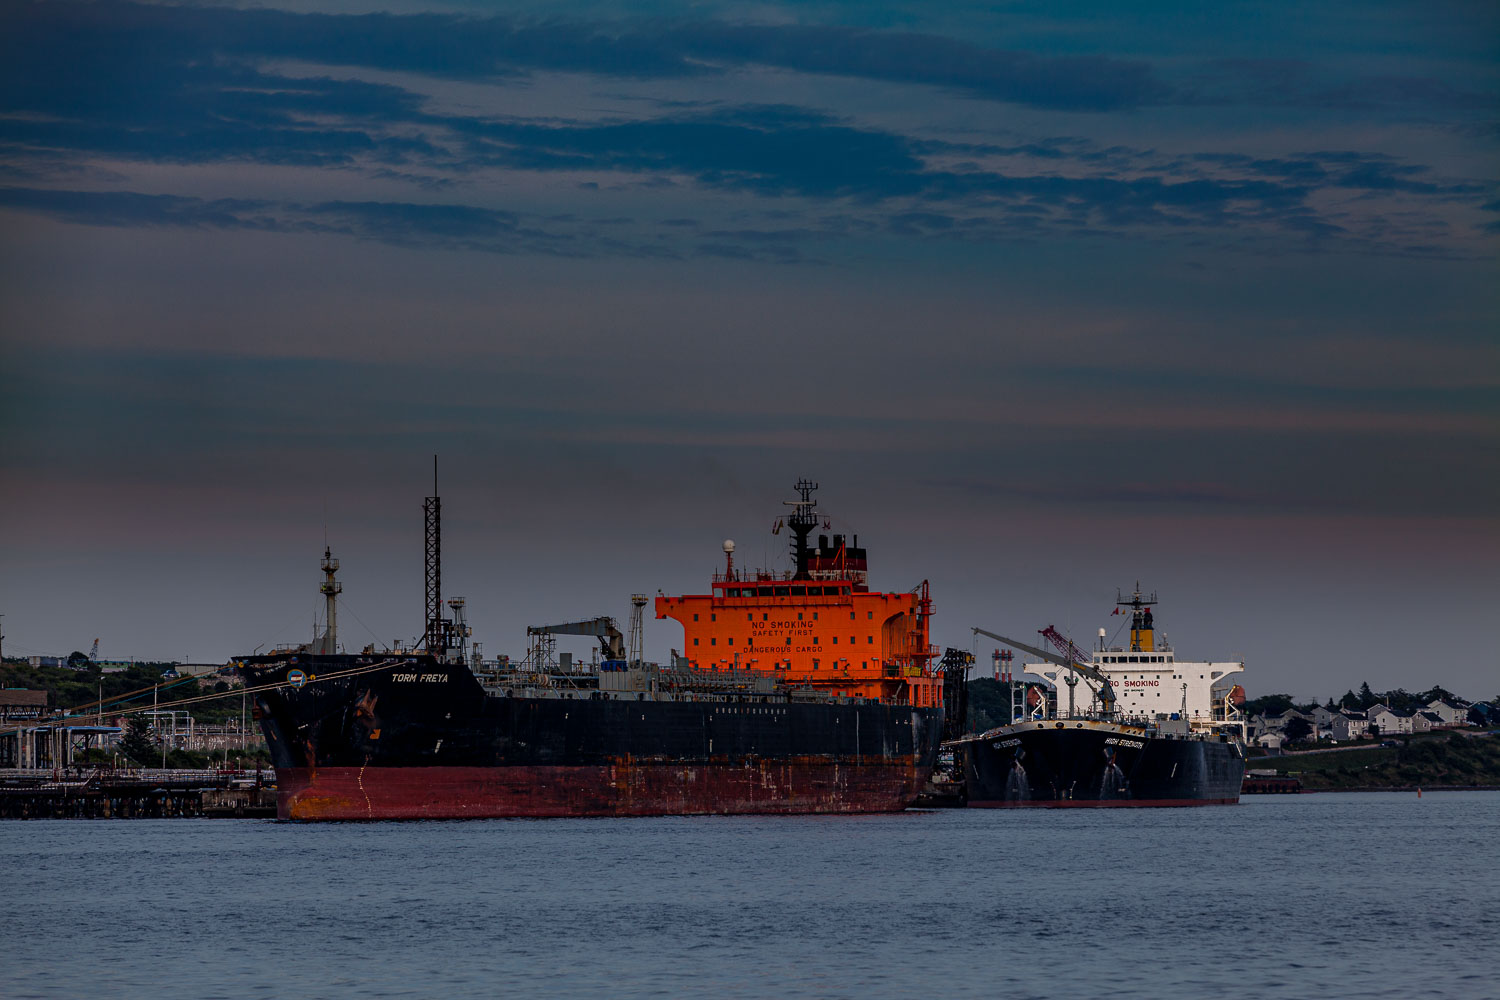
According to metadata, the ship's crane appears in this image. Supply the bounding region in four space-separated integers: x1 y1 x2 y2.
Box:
971 626 1117 719
1038 626 1090 673
527 618 626 661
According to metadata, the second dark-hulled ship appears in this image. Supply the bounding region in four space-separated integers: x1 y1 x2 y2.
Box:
237 478 945 820
946 589 1248 807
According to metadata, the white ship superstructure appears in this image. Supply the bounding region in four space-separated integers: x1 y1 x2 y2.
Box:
1024 587 1245 736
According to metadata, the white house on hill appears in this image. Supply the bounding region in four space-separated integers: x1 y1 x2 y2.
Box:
1425 698 1470 727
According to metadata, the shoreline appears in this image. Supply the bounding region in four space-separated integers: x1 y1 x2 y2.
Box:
1297 785 1500 793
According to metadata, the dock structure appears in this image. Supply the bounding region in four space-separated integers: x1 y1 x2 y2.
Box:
0 770 276 819
1241 771 1303 794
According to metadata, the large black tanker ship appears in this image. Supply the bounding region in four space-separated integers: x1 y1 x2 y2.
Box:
238 479 945 820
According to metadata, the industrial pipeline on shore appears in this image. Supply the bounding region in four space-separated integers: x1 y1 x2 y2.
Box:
0 768 275 819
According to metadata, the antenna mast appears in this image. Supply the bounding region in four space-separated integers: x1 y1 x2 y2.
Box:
628 594 647 666
783 479 820 580
424 455 444 658
316 547 341 654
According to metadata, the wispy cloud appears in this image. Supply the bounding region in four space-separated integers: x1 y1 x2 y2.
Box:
2 1 1493 260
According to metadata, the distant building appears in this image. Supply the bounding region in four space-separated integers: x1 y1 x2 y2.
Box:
1414 711 1444 733
1251 708 1313 740
0 690 52 768
1255 732 1285 751
1331 710 1368 742
0 689 48 720
1310 705 1341 731
1425 698 1470 727
1368 706 1413 735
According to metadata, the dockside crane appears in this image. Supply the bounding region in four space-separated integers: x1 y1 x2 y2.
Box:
971 626 1118 719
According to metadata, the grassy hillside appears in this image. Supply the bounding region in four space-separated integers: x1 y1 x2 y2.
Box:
1252 732 1500 789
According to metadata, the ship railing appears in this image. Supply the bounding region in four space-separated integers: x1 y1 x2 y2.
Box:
713 570 796 583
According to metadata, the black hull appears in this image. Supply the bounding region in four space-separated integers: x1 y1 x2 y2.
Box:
238 654 944 819
956 721 1246 807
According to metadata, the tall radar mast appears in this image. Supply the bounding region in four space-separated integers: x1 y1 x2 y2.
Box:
315 547 341 654
628 594 648 666
783 479 820 580
423 455 445 658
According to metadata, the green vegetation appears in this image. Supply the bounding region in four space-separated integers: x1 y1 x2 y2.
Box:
117 716 160 766
1243 684 1467 718
967 677 1015 731
3 658 272 767
0 659 243 723
1252 733 1500 789
1242 693 1299 717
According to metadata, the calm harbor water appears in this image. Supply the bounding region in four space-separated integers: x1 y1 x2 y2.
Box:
6 792 1497 1000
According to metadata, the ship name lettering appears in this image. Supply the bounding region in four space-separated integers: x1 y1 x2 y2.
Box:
392 672 419 682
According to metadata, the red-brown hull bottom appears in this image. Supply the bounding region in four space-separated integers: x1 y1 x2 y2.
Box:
277 761 927 820
966 797 1240 808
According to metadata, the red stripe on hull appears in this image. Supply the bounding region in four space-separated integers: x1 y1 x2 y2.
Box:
966 797 1240 808
278 761 926 820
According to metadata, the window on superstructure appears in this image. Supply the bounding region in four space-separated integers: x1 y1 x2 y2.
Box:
747 613 753 622
814 637 820 644
758 587 772 597
693 614 699 621
775 587 789 597
867 611 873 619
711 613 716 621
797 612 803 620
812 612 819 620
763 613 768 621
728 637 733 645
785 638 791 645
813 659 820 670
833 636 838 644
793 586 806 596
867 636 873 644
711 638 716 645
693 638 699 646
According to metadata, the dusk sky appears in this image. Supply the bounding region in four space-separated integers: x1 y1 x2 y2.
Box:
1 0 1495 701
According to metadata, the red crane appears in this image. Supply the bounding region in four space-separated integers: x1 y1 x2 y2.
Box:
1038 625 1090 669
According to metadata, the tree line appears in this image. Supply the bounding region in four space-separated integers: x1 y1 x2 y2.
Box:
1239 683 1482 719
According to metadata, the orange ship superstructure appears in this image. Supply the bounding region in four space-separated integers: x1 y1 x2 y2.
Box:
656 480 942 707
